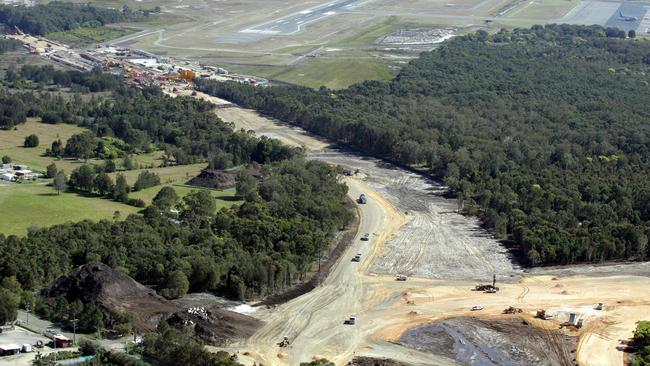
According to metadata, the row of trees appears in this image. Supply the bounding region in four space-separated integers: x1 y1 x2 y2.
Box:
198 24 650 266
0 38 21 54
0 2 152 35
66 164 159 206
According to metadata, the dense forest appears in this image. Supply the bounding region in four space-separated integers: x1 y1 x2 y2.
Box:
0 1 154 35
198 24 650 266
0 38 21 54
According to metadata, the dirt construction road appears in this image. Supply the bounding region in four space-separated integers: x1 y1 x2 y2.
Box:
212 107 650 366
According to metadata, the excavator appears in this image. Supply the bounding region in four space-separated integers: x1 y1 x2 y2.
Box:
278 336 290 347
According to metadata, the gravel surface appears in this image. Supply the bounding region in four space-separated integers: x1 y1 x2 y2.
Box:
309 150 522 281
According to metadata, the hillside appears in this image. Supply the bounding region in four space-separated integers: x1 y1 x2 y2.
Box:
198 24 650 266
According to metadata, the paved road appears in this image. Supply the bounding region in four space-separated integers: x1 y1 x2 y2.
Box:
241 0 365 35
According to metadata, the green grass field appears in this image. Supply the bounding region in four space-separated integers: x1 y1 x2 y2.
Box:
0 182 139 236
231 58 394 90
48 27 132 46
0 120 241 236
0 119 167 173
503 0 578 19
130 183 240 208
0 119 89 172
109 163 206 185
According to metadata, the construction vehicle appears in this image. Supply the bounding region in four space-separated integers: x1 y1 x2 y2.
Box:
594 303 604 310
503 306 523 314
471 305 483 311
396 275 408 281
536 309 553 320
179 69 196 81
357 194 367 204
344 316 357 325
474 274 499 293
277 336 290 347
352 254 361 262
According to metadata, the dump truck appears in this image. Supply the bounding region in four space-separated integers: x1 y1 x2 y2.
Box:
344 316 357 325
594 303 604 310
357 194 367 204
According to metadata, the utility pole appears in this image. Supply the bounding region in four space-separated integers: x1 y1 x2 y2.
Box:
71 319 78 346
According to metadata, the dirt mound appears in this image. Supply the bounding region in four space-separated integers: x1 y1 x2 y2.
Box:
347 357 412 366
400 316 576 366
188 169 237 189
188 162 263 189
42 262 177 331
167 306 262 346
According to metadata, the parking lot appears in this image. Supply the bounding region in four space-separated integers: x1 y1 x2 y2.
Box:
0 328 48 348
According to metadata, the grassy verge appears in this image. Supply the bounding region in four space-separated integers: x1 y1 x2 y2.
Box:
230 58 395 90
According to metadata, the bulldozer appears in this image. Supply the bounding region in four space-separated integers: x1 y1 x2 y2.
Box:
277 336 290 347
536 309 553 320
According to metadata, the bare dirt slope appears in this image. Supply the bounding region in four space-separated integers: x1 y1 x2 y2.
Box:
400 317 576 366
168 306 263 346
215 107 330 151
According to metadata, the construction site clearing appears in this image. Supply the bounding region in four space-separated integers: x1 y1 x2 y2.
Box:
3 28 268 99
202 114 650 366
3 24 650 366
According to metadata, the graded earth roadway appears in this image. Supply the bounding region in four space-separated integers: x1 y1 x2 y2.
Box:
210 105 650 366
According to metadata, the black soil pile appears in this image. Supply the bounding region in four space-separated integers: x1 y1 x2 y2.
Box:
400 316 576 366
42 262 177 331
167 306 262 346
348 357 412 366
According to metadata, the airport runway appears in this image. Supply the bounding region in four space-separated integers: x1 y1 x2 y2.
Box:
241 0 365 35
561 0 648 33
604 2 647 32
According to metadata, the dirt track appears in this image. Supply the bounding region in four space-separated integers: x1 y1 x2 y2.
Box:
211 106 650 366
